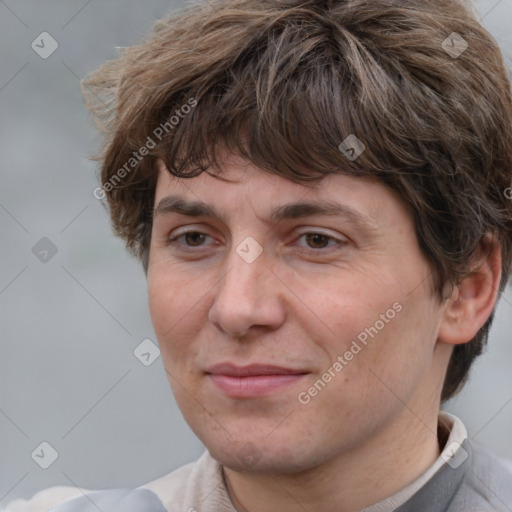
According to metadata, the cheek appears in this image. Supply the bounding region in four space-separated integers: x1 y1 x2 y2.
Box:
293 268 402 354
148 271 209 406
305 270 428 392
147 268 206 356
329 294 438 415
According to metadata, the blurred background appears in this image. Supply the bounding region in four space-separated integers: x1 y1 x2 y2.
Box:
1 0 511 505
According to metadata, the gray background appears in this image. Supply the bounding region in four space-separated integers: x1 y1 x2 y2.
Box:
1 0 511 505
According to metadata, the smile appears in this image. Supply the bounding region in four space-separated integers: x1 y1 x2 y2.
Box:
207 373 308 398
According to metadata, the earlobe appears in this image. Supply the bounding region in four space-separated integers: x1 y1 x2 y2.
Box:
438 235 502 346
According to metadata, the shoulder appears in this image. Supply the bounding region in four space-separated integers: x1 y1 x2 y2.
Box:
135 457 197 506
137 450 233 511
453 440 512 512
3 486 168 512
2 451 217 512
3 486 90 512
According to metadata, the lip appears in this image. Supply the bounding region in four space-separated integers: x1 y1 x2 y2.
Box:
206 362 308 377
206 363 309 398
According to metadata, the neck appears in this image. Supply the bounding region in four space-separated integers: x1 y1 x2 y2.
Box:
223 410 442 512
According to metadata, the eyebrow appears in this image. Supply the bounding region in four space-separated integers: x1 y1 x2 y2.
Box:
153 194 378 230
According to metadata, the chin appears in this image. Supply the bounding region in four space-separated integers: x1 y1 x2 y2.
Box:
206 437 318 474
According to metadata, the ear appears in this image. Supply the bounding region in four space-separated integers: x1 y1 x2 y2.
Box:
438 234 502 346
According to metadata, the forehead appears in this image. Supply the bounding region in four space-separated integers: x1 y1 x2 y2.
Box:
153 154 410 229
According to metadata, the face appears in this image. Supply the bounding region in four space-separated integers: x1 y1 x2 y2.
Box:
147 152 448 473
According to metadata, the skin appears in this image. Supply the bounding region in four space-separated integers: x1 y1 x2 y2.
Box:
147 152 501 512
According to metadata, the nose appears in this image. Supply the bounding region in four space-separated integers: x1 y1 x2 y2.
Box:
207 245 286 338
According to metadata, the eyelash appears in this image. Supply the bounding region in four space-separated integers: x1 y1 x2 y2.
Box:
166 230 346 254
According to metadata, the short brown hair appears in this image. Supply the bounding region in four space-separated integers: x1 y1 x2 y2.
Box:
82 0 512 403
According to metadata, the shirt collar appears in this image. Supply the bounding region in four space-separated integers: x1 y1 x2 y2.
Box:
360 411 468 512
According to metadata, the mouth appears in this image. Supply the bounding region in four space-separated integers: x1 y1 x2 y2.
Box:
205 362 310 398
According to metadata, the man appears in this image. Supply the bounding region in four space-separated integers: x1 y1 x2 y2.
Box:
6 0 512 510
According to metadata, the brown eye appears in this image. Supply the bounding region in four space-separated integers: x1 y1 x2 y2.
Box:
294 231 348 254
167 230 212 249
304 233 331 249
182 232 207 246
